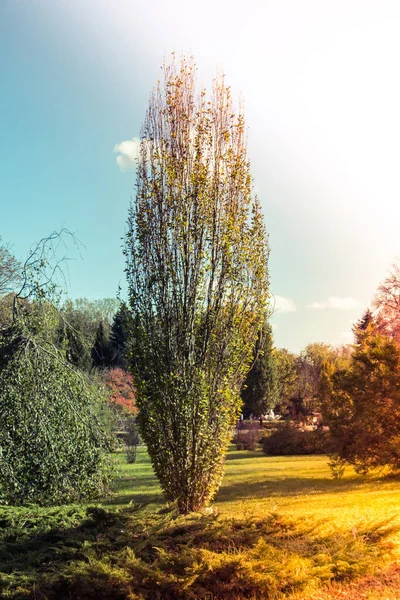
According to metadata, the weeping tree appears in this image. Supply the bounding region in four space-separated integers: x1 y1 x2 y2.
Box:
0 325 113 505
0 232 114 505
125 55 270 513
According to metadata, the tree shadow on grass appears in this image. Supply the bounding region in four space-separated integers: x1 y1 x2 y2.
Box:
216 474 383 502
106 474 163 507
226 450 268 461
2 503 398 600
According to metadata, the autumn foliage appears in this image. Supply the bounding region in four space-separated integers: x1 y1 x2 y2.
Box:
104 368 137 414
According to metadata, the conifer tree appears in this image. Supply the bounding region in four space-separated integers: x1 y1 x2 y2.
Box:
241 323 278 417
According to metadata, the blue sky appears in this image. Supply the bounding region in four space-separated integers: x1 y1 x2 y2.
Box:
1 0 400 352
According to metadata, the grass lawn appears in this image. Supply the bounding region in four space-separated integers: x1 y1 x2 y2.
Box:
1 447 400 599
110 446 400 530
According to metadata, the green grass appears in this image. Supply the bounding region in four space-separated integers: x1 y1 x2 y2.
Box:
109 447 400 529
1 447 400 599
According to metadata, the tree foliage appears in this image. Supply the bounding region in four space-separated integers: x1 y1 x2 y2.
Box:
373 262 400 344
273 348 297 412
0 324 113 505
125 54 270 513
58 298 119 371
0 232 115 506
292 343 347 418
241 322 278 416
0 238 21 296
109 302 133 369
325 314 400 475
104 368 137 415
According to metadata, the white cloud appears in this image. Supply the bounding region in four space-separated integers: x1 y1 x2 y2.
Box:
307 296 361 310
272 295 296 313
114 137 140 170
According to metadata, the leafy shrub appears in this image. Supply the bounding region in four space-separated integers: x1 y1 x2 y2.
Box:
0 326 114 506
233 422 264 450
103 368 137 414
0 506 397 600
125 415 140 463
262 424 331 456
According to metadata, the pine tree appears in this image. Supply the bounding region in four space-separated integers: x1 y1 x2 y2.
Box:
110 303 132 368
326 322 400 475
241 323 277 417
91 322 112 369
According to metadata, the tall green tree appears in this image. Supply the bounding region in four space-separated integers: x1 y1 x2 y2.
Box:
91 321 112 369
241 323 278 417
58 298 119 371
125 54 270 513
273 348 297 412
325 313 400 475
109 302 133 369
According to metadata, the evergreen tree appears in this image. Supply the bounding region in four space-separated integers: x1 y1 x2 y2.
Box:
326 319 400 475
109 303 132 368
91 321 112 369
241 323 278 417
353 308 375 344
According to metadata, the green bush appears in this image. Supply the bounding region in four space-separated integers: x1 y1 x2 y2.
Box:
0 505 396 600
262 425 331 456
125 415 140 463
0 326 114 505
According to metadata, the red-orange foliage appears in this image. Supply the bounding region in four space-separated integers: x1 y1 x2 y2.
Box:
373 262 400 345
104 368 137 414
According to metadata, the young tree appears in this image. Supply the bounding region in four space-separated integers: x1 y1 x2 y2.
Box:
241 322 278 417
325 313 400 475
125 55 270 513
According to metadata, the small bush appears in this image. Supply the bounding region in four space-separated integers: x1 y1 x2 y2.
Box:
262 425 331 456
125 416 140 464
103 368 137 414
0 327 114 506
233 422 264 450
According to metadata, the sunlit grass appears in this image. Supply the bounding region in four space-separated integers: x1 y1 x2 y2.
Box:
216 451 400 532
110 446 400 534
2 446 400 599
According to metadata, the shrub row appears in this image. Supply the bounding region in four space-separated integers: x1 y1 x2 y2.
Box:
262 426 331 456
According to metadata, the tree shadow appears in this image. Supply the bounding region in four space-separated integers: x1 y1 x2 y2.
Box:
106 473 162 506
216 474 381 502
226 450 267 461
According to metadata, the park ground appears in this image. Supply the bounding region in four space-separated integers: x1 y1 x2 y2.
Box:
1 447 400 599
